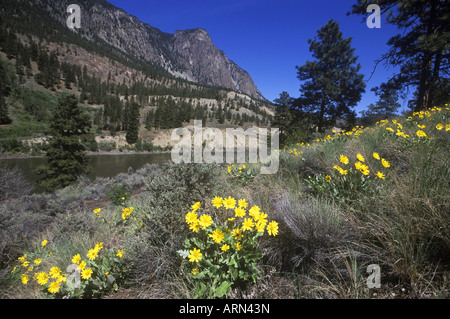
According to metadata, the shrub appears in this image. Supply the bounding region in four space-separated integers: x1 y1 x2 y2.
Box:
179 197 279 298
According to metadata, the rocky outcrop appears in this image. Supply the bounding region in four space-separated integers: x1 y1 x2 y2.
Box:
5 0 264 99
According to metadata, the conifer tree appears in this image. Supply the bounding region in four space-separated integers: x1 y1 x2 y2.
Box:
349 0 450 111
36 95 92 192
126 101 140 144
296 20 365 132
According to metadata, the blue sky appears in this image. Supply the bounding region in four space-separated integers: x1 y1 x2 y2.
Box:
107 0 408 114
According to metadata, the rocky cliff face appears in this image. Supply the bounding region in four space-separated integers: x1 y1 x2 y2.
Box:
6 0 264 99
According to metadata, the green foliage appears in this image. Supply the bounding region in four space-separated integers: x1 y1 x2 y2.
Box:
226 164 258 185
180 198 278 298
296 19 365 133
35 95 93 192
106 183 131 206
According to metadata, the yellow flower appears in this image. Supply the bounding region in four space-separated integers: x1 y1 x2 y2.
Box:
21 261 30 268
189 221 201 232
35 272 49 285
356 154 365 162
231 228 243 239
78 260 86 270
325 175 331 183
48 282 61 294
21 274 29 285
93 208 101 214
57 274 67 283
376 172 385 179
339 168 348 175
116 249 125 258
211 196 223 208
446 124 450 131
191 268 199 275
238 199 248 208
417 124 426 129
223 196 236 210
18 254 26 262
255 222 266 233
188 248 202 263
234 206 246 218
361 169 370 176
267 221 279 236
339 155 349 165
191 202 201 212
49 267 61 278
248 205 261 218
373 152 380 160
81 268 93 280
416 130 427 138
87 249 98 261
41 240 48 248
381 159 390 168
386 127 394 132
185 211 198 224
242 218 254 231
209 229 225 243
221 244 230 252
227 166 231 173
198 214 213 229
436 123 443 130
94 242 103 253
235 242 242 251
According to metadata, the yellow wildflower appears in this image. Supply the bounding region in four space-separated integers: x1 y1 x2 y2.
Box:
81 268 93 280
198 214 213 229
339 155 349 165
223 196 236 209
48 282 61 294
191 202 201 212
234 206 246 218
188 248 202 263
242 218 254 231
209 229 225 243
266 221 279 236
185 211 198 224
356 154 365 162
211 196 223 208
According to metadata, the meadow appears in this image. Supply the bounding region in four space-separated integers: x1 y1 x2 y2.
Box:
0 105 448 299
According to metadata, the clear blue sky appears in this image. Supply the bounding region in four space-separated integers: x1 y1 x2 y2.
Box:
107 0 408 114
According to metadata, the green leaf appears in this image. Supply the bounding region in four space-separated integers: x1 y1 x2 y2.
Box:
215 281 232 298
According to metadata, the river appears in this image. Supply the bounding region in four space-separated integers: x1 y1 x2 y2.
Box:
0 152 172 193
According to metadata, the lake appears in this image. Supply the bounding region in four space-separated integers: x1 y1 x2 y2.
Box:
0 152 172 193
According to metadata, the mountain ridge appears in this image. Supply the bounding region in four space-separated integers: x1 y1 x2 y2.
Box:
1 0 264 100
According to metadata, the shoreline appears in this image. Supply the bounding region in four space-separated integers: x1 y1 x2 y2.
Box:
0 149 172 160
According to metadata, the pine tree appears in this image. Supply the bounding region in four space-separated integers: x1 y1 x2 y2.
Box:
35 95 92 192
0 62 12 124
272 91 294 145
126 101 140 144
296 20 365 132
349 0 450 111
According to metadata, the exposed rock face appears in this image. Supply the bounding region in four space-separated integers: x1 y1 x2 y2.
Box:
7 0 264 99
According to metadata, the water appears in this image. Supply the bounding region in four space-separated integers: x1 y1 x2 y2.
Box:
0 152 172 193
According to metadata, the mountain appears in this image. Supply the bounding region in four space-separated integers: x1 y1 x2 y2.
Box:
1 0 264 100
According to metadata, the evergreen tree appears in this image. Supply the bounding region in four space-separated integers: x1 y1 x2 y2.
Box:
360 81 402 124
272 91 294 145
0 62 12 124
36 95 92 192
296 20 365 132
126 101 140 144
349 0 450 111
